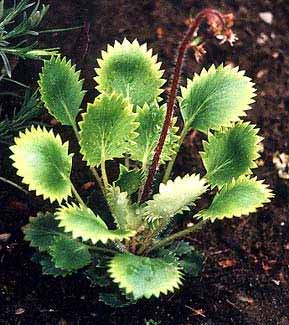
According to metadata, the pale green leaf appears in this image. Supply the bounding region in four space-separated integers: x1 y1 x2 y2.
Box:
106 186 142 230
129 102 179 168
180 65 256 133
55 203 136 244
197 177 273 222
79 93 138 166
145 174 208 223
23 212 61 252
39 56 85 125
10 126 72 202
114 165 145 195
201 122 262 187
108 253 183 299
95 38 165 107
49 235 91 271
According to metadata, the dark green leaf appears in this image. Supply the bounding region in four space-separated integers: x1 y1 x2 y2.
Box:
114 165 145 195
39 56 85 125
23 212 61 252
201 122 262 187
49 235 91 271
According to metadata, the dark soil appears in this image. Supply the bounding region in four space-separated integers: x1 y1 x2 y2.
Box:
1 0 289 324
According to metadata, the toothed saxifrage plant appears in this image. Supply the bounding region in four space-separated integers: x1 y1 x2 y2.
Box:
10 9 273 307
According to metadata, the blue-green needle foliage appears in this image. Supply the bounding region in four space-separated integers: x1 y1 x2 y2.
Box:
9 38 272 307
0 0 59 78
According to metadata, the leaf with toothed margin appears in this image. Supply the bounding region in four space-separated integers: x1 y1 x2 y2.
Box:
95 38 165 107
129 102 179 168
197 176 273 222
201 122 262 188
179 65 256 133
48 235 91 271
10 126 72 203
158 241 204 277
23 212 62 252
79 93 139 167
32 252 73 277
99 292 137 308
39 56 85 125
144 174 208 224
106 186 142 230
114 164 146 195
108 253 183 299
55 203 136 244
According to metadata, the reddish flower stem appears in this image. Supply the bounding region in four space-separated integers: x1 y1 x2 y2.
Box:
140 8 225 202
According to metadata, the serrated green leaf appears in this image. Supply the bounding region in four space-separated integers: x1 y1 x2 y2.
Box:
114 165 145 195
106 186 142 230
39 56 85 125
86 268 111 288
49 235 91 271
55 203 136 244
32 252 72 277
108 253 183 299
79 93 138 166
201 122 262 187
145 174 208 224
23 212 61 252
180 65 256 133
95 38 165 107
129 102 179 168
10 126 72 202
158 241 204 277
99 292 136 308
171 242 204 276
197 177 273 222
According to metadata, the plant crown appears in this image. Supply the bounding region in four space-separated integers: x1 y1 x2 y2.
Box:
9 20 273 307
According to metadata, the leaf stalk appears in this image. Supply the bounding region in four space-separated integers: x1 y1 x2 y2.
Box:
147 219 207 253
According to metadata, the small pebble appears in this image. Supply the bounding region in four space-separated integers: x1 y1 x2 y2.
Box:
259 12 273 24
15 308 25 315
256 69 268 79
272 279 280 285
257 33 269 45
0 233 11 242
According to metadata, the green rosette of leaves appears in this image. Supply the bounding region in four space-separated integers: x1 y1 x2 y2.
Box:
8 34 273 304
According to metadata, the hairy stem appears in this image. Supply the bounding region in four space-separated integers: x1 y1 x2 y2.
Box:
147 219 207 253
89 166 105 193
162 127 189 183
124 154 130 169
141 8 225 202
101 158 109 189
70 181 85 206
86 245 118 255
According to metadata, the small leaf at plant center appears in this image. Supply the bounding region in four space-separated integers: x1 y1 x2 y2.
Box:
129 102 179 168
145 174 208 224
